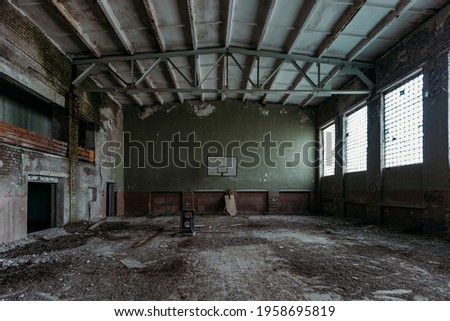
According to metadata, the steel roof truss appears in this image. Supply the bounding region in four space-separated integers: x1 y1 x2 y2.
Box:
72 48 374 98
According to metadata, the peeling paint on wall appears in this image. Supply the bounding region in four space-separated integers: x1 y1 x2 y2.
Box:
188 101 216 118
259 107 270 117
166 105 177 114
259 172 272 184
123 99 316 192
21 154 30 171
137 104 179 119
105 119 114 131
298 109 312 124
139 106 160 120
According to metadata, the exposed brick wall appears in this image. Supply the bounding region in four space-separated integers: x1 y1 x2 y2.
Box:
0 143 71 182
0 4 125 241
0 144 22 180
376 11 449 90
1 2 71 96
0 142 72 241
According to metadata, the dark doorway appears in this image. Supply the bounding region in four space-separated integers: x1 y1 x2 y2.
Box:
106 182 117 217
27 182 56 233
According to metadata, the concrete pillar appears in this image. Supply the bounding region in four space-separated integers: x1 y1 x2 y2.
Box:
334 115 345 216
422 53 449 236
68 91 79 224
366 95 382 224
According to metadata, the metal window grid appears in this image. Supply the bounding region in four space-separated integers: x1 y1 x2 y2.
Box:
384 74 423 168
322 123 335 176
345 106 368 173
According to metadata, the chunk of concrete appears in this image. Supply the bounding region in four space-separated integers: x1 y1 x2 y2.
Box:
120 258 145 269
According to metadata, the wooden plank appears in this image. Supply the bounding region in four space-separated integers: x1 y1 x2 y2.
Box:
0 121 68 156
77 147 95 163
88 218 107 230
0 136 67 156
224 194 237 216
0 121 68 148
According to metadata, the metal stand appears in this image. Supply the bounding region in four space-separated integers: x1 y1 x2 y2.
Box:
180 208 196 236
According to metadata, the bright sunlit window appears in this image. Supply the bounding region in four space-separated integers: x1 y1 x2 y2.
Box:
384 74 423 168
345 106 367 173
322 123 335 176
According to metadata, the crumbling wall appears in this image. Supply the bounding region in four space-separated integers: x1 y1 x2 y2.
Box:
0 3 124 242
70 89 124 222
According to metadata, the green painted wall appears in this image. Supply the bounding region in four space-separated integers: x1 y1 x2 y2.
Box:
123 100 317 192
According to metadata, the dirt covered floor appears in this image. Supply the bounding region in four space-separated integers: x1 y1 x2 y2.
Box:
1 214 450 301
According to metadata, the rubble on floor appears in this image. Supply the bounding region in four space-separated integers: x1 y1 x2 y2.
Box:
1 214 449 301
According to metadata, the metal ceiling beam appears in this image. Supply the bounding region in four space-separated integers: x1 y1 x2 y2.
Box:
107 63 143 107
72 63 97 86
229 54 257 89
187 0 199 51
166 63 185 103
105 63 128 87
260 59 287 88
316 0 368 57
143 0 166 52
242 0 277 102
72 47 375 97
167 58 195 87
143 0 184 103
97 0 164 104
49 0 101 58
347 0 416 60
97 0 134 55
75 51 372 97
83 87 372 96
290 61 317 89
135 62 164 105
222 0 235 101
73 47 374 68
261 0 319 103
282 0 367 105
199 54 225 87
300 0 415 107
187 0 204 101
135 58 162 86
284 1 319 53
77 55 371 97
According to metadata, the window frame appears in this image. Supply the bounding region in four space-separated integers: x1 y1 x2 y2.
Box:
320 121 336 177
382 72 424 169
344 104 368 174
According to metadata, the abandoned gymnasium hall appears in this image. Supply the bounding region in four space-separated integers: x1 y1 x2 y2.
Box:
1 0 450 302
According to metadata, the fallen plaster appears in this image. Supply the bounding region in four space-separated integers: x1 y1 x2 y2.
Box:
188 101 217 118
120 258 146 269
21 154 30 171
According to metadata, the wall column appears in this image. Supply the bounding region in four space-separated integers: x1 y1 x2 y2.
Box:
422 54 449 235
